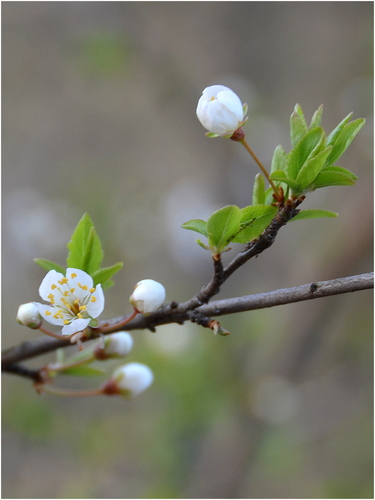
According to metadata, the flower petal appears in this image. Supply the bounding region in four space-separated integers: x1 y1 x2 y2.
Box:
217 89 244 121
66 268 94 289
38 270 65 301
61 317 90 336
35 303 65 326
202 84 230 99
86 283 105 318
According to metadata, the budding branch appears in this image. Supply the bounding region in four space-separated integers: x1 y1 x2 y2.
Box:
2 272 373 381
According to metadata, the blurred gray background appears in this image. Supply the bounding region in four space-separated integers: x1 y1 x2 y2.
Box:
2 2 373 498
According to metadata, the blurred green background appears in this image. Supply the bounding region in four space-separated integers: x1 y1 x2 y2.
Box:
2 2 373 498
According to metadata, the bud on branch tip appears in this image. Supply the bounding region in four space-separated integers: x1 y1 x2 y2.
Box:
196 85 248 138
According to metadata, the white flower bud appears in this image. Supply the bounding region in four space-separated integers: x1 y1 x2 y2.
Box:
196 85 246 137
17 303 42 329
129 279 166 315
104 332 133 357
112 362 154 397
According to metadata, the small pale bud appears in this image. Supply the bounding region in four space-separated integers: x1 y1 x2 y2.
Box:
111 362 154 397
17 303 42 329
104 332 133 358
129 279 166 315
196 85 246 137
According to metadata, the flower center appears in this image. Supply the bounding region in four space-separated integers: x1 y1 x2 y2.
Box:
47 277 96 324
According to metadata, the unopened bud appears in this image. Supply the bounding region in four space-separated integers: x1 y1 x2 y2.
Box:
101 332 133 358
129 279 166 315
110 362 154 398
17 303 42 329
196 85 247 137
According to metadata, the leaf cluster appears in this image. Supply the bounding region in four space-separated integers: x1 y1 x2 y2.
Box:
35 213 123 288
269 104 364 197
182 204 278 255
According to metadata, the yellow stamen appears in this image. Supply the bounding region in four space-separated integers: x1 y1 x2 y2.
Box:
71 273 77 279
91 297 97 303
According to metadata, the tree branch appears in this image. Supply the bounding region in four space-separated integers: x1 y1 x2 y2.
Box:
3 272 373 375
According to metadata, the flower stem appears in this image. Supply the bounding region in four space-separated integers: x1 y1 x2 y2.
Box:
39 326 69 341
46 352 96 374
239 137 279 196
96 308 138 334
38 384 105 397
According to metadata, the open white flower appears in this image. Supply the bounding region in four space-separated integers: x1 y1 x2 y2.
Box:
35 268 105 336
111 362 154 397
129 279 166 315
196 85 247 137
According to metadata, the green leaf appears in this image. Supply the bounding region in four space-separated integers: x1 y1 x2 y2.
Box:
296 146 332 188
309 104 324 130
325 118 365 167
311 167 357 189
240 204 277 222
271 145 288 174
92 262 124 289
287 127 325 180
324 165 357 180
252 173 266 205
290 209 338 221
290 104 308 147
57 365 105 377
206 205 242 252
326 112 353 145
66 213 104 274
34 258 65 274
269 171 303 193
232 205 277 244
196 239 211 251
181 219 208 237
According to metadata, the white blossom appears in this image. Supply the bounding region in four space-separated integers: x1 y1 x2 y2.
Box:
112 363 154 397
196 85 247 137
35 268 105 336
129 279 166 315
17 302 42 329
